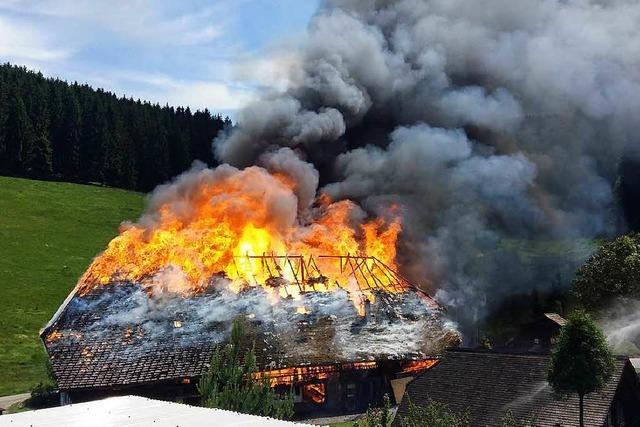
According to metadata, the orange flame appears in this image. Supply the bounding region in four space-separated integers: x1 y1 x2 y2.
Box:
400 359 439 374
77 165 403 304
255 361 378 386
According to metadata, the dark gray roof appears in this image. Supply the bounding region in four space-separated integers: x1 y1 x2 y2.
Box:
395 349 638 427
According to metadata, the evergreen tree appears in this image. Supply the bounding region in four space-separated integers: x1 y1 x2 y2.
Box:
59 88 82 178
48 82 65 174
0 73 8 168
0 62 226 190
24 82 53 177
5 94 32 173
25 134 53 178
198 318 294 420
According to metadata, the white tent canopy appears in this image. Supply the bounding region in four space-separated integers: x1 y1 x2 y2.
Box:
0 395 316 427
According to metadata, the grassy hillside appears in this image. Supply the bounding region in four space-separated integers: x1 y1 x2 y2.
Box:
0 176 144 395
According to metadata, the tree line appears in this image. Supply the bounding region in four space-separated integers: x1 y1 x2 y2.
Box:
0 63 230 192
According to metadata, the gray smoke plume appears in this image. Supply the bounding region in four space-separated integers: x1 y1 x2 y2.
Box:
215 0 640 334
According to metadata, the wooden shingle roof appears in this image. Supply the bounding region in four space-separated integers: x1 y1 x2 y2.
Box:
395 349 638 427
42 282 453 391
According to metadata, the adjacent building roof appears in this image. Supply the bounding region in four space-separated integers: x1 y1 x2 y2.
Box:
0 395 315 427
543 313 567 326
395 349 639 427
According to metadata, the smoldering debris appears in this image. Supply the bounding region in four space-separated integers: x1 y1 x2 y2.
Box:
47 273 458 364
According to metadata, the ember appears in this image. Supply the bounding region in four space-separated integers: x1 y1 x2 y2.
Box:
303 383 325 404
400 359 440 374
256 361 379 387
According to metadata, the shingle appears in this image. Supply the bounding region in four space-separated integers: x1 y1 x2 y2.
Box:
41 283 441 391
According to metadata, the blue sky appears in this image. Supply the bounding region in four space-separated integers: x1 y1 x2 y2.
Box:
0 0 319 117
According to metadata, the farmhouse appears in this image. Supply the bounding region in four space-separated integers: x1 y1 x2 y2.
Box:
40 255 458 417
395 349 640 427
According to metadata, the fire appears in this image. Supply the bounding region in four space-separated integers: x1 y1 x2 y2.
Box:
255 361 379 387
76 165 405 308
400 359 439 374
46 330 62 343
303 383 325 404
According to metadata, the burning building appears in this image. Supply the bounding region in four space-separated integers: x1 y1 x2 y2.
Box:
40 164 458 416
38 0 640 402
40 0 637 412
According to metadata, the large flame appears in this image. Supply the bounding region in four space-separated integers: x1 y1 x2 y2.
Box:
77 164 403 303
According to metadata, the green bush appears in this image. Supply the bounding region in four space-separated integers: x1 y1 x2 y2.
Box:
500 410 537 427
27 382 57 408
357 394 393 427
398 399 470 427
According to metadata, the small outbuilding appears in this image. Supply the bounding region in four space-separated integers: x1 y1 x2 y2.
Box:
496 312 567 352
394 349 640 427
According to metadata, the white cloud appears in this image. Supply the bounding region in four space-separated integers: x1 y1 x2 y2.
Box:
126 73 256 111
0 0 316 115
73 69 255 112
0 0 228 47
0 15 72 61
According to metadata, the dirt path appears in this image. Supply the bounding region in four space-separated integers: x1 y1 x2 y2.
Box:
0 393 30 412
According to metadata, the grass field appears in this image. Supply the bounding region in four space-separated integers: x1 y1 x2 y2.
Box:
0 176 144 395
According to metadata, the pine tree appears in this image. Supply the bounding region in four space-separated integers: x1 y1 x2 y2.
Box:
198 318 294 420
0 63 227 190
60 88 82 179
5 94 33 173
0 72 8 170
101 102 122 186
25 134 53 178
48 82 65 175
24 81 53 177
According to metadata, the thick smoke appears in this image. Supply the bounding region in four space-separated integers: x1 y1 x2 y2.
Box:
215 0 640 333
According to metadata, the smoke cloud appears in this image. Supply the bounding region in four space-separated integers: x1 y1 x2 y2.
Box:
214 0 640 333
599 299 640 355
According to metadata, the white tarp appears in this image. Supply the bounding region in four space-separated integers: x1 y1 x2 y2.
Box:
0 395 316 427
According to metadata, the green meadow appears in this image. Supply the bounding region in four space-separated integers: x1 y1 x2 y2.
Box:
0 176 144 395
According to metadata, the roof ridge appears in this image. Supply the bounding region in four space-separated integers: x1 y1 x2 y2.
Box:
446 348 551 357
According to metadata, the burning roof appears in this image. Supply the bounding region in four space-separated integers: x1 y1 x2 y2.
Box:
42 255 457 391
